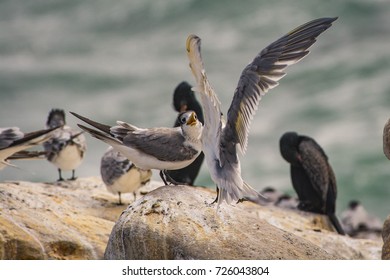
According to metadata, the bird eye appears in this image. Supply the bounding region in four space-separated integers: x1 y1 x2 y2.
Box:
181 117 186 124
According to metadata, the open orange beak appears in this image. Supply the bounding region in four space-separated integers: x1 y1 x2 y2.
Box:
186 112 197 126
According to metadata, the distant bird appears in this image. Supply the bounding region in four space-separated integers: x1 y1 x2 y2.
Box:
70 110 203 185
165 81 205 185
341 200 382 239
275 194 299 210
100 147 152 205
260 186 285 204
0 126 58 170
383 118 390 160
43 109 86 181
186 17 337 206
260 186 298 209
279 131 345 235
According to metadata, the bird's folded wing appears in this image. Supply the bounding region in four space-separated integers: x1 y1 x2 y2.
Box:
101 150 133 185
121 126 199 162
299 139 330 203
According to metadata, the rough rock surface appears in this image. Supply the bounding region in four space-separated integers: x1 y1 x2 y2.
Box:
0 177 383 260
0 177 156 259
382 215 390 260
104 185 382 260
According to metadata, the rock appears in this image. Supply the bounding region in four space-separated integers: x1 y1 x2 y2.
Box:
382 215 390 260
104 185 382 260
0 177 160 259
0 178 382 260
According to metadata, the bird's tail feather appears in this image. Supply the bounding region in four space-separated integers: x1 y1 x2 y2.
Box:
328 213 345 235
77 124 121 147
217 181 268 207
242 181 270 205
70 112 111 134
13 126 60 147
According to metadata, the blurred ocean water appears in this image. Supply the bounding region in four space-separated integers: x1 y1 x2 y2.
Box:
1 0 389 219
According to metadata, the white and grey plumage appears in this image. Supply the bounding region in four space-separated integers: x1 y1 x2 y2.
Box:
341 200 383 239
260 186 298 209
186 17 337 206
0 126 58 170
43 109 86 181
383 118 390 160
101 147 152 205
71 110 203 185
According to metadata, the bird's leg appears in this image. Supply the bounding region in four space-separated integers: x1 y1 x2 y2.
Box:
163 172 183 186
57 169 64 181
159 170 168 185
118 192 123 205
236 197 248 204
69 170 77 181
210 186 219 205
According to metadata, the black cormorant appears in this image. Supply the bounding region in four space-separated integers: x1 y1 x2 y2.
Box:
279 131 345 235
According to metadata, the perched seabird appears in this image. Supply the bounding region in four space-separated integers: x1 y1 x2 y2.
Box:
70 110 203 185
100 147 152 205
260 186 285 204
165 81 205 185
260 186 298 209
186 17 337 206
340 200 382 239
274 194 299 210
43 109 86 181
279 131 345 235
383 118 390 160
0 126 58 170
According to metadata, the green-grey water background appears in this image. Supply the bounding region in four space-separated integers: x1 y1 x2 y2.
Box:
1 0 389 219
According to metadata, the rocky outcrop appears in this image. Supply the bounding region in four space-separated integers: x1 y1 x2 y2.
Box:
0 177 158 259
104 185 382 260
0 178 383 260
382 215 390 260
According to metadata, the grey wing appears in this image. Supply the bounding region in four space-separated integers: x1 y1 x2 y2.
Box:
0 127 24 149
224 17 337 154
299 138 331 204
43 128 71 161
101 148 133 186
122 127 199 162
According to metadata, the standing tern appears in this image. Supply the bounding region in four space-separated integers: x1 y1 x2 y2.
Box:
43 109 87 181
100 147 152 205
71 110 203 185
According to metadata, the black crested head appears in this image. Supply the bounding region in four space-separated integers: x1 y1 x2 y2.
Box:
279 131 301 165
348 200 361 210
47 108 66 128
173 81 196 112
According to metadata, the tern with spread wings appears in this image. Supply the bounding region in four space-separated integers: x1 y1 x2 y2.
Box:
186 17 337 206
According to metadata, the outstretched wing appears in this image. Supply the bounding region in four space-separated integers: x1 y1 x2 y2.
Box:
0 127 24 149
225 17 337 154
186 35 223 162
